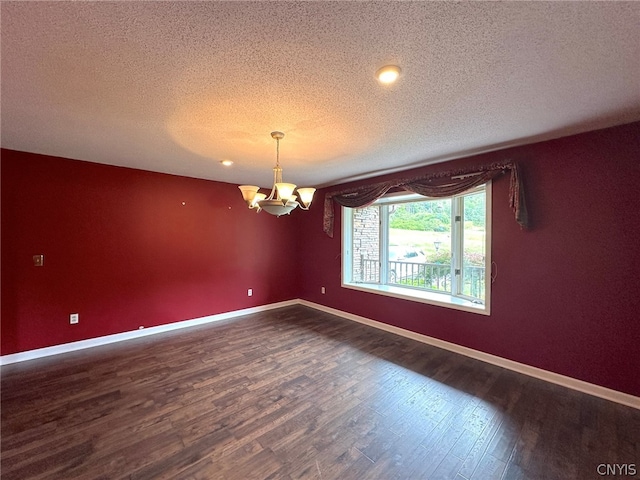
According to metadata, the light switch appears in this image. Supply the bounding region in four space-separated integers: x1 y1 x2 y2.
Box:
33 255 44 267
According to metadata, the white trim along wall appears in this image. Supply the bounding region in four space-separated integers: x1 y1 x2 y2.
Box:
2 299 638 411
0 300 298 366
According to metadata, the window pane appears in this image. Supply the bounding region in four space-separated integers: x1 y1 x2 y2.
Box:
352 205 380 283
342 185 490 314
388 199 452 292
462 192 486 301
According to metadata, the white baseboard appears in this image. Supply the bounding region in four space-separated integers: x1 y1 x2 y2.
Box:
0 300 297 366
299 300 640 410
2 298 638 410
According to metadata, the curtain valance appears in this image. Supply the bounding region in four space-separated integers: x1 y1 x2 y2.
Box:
323 161 528 237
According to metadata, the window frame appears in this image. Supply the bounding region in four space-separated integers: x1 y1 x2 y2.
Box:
341 183 492 315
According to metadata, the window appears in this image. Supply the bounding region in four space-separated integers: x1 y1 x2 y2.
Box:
342 184 491 314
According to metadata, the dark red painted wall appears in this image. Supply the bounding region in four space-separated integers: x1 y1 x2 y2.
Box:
3 122 639 397
297 122 640 397
1 150 301 354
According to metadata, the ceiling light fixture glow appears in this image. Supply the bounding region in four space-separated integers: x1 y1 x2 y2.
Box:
238 132 315 217
376 65 401 84
220 159 234 166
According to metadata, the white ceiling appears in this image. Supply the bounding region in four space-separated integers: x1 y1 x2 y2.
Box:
2 1 639 188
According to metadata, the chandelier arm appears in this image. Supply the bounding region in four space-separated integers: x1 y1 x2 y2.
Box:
266 167 278 200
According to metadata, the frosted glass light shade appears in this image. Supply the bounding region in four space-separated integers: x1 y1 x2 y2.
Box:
275 183 296 202
251 192 266 208
259 199 297 217
297 187 316 208
238 185 259 204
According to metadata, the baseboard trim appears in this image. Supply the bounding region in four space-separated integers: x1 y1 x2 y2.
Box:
3 299 638 410
0 300 298 366
299 300 640 410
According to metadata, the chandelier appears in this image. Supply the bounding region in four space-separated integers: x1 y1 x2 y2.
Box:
238 132 316 216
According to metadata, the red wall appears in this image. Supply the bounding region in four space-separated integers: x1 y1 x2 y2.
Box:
1 150 301 354
297 122 640 397
2 122 639 397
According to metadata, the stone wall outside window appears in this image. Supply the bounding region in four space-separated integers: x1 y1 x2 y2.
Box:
352 206 379 282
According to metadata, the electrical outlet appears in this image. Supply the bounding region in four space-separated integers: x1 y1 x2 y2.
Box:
248 289 253 297
321 286 326 294
33 255 44 266
70 313 79 324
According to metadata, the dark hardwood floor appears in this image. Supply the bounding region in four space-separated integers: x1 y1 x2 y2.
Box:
2 306 638 479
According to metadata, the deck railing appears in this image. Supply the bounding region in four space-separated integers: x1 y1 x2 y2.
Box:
359 258 484 301
388 260 451 291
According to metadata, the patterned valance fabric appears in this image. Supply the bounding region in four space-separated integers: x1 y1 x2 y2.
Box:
323 161 528 237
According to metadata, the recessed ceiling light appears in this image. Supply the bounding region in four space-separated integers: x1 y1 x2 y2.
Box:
220 160 234 167
376 65 401 85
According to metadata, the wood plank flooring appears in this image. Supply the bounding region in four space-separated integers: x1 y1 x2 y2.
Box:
1 305 639 479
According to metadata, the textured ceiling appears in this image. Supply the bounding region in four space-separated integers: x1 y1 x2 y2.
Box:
2 1 639 188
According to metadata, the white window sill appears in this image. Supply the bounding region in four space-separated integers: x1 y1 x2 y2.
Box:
341 282 490 316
